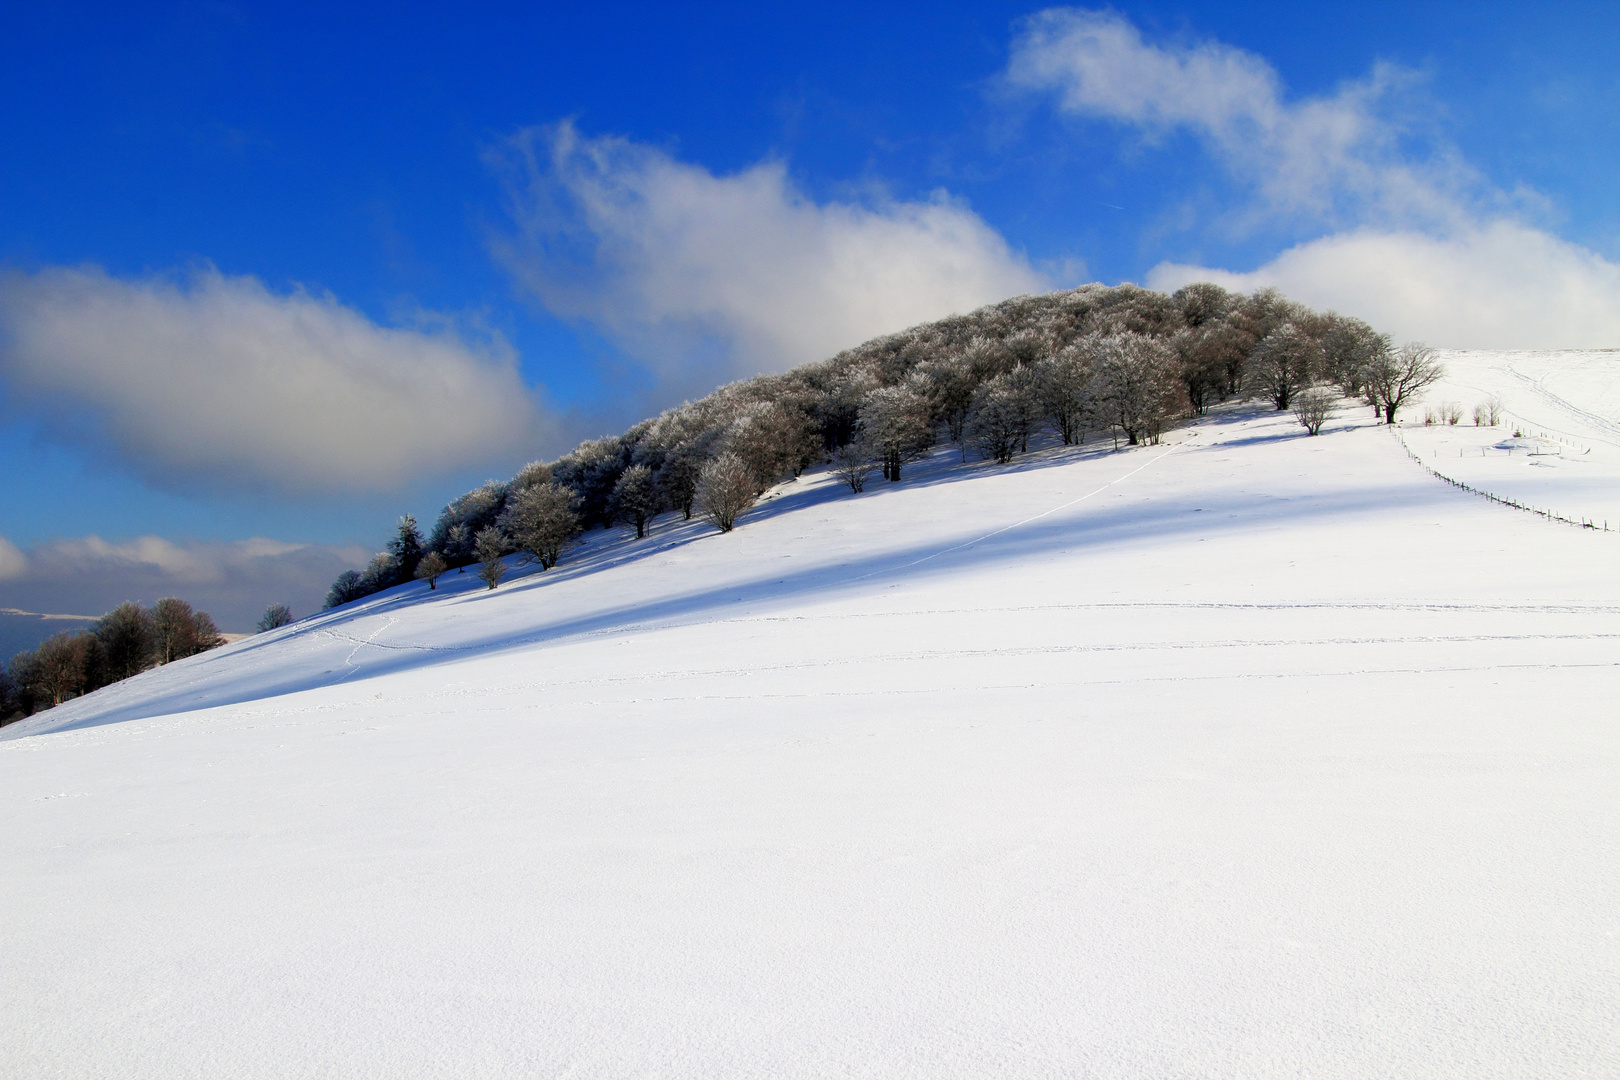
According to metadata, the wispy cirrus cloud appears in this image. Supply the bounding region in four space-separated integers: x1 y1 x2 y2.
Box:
487 121 1048 395
0 265 550 496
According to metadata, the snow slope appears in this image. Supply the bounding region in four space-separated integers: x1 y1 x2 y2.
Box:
3 394 1617 1078
1397 349 1620 529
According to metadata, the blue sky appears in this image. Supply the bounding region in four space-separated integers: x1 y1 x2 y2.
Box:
2 1 1618 628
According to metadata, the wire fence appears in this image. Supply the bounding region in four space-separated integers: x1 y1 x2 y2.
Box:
1389 425 1612 534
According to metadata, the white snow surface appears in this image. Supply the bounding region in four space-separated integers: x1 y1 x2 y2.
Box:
1399 349 1620 529
4 385 1618 1077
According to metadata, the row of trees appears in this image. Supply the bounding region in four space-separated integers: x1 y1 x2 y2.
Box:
0 598 225 724
324 282 1416 606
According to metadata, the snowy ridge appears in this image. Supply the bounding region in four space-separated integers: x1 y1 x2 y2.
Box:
3 393 1617 1078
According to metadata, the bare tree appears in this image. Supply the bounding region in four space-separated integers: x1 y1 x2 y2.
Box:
696 452 756 532
257 604 294 631
833 440 875 492
31 632 91 707
474 527 509 589
94 601 155 681
609 464 661 538
1473 395 1503 426
414 552 448 590
501 483 582 569
1366 342 1444 424
1292 386 1335 435
151 598 223 664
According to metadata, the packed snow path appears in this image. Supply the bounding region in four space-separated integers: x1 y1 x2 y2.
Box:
3 402 1616 1078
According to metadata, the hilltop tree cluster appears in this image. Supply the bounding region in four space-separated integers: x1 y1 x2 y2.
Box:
0 598 225 725
324 282 1407 608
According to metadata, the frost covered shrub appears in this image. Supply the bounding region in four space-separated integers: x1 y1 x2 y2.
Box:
1293 386 1335 436
833 441 874 492
1443 401 1464 425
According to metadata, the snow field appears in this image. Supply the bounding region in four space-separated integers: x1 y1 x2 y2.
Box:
1402 349 1620 529
2 395 1617 1078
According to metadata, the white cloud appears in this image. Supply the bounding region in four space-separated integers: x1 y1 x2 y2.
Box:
0 266 547 495
488 121 1047 388
0 532 369 631
1005 8 1468 229
0 537 26 581
1009 8 1620 350
1147 223 1620 349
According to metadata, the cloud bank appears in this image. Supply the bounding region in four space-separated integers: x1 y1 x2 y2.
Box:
1008 8 1620 348
489 121 1047 391
1148 223 1620 349
0 266 547 496
0 532 368 633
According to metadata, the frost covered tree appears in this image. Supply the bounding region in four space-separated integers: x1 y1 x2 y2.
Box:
428 482 507 565
1320 314 1387 397
609 464 661 538
257 604 294 631
1094 333 1184 445
1366 342 1444 424
859 383 933 481
696 452 756 532
360 552 400 595
916 354 977 459
414 552 447 590
474 527 509 589
658 439 710 520
501 483 582 570
1293 386 1335 436
968 367 1041 463
833 440 875 492
1248 323 1323 411
1036 346 1094 444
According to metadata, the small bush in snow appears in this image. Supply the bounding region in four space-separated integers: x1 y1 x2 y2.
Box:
1443 401 1463 425
1292 386 1334 436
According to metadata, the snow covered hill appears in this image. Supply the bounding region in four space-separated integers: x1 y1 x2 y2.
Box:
3 392 1617 1078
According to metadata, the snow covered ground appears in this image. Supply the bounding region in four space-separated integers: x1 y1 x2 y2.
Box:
3 385 1617 1077
1398 349 1620 530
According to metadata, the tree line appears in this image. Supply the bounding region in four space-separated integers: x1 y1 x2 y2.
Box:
323 281 1432 606
0 598 226 725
